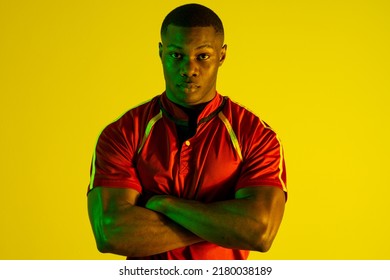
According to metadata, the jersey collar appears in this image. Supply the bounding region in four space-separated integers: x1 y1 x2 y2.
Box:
159 91 226 126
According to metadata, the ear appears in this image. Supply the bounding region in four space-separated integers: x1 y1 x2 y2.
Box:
159 42 163 59
219 44 227 66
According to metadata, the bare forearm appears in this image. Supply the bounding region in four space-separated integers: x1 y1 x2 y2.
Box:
145 187 285 252
87 188 202 258
94 206 201 257
98 205 202 257
146 197 260 250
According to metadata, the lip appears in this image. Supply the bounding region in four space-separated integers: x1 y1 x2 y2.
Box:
178 82 200 89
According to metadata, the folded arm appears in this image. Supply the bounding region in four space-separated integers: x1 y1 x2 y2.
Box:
88 185 285 257
87 187 202 258
146 186 286 252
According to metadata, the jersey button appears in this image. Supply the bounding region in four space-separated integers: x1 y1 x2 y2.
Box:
185 140 191 146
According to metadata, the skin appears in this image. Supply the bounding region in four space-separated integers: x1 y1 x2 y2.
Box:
159 25 227 107
87 25 286 258
145 187 285 252
88 187 202 257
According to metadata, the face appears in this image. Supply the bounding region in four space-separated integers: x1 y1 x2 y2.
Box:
159 25 227 107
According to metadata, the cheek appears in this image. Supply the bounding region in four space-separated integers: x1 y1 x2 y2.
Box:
162 62 174 79
203 63 219 78
163 61 178 77
205 59 220 70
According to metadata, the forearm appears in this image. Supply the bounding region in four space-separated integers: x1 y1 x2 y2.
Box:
98 205 202 257
146 197 260 250
146 187 285 252
88 188 202 258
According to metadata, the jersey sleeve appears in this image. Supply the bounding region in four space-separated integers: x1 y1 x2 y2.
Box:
235 119 287 194
88 116 142 194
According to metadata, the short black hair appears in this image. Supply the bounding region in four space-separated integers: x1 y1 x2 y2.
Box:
161 4 224 38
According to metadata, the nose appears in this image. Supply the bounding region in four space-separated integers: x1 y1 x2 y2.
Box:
180 58 198 77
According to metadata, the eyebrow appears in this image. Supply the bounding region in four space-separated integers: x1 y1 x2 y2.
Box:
167 44 214 50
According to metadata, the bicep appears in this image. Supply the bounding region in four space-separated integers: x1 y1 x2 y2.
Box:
235 186 286 251
88 187 141 221
235 186 285 225
235 186 285 201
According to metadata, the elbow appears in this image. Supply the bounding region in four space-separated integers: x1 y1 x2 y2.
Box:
250 213 284 252
92 215 140 258
92 216 115 254
250 223 276 253
95 235 113 254
254 236 273 253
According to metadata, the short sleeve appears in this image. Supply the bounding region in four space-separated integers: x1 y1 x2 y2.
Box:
235 120 287 194
88 117 142 194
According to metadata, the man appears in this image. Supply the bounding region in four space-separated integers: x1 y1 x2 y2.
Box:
87 3 287 260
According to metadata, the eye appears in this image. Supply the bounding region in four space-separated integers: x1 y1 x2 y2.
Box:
170 52 182 59
197 53 210 60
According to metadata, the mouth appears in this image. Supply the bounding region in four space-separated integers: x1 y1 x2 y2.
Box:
177 82 200 90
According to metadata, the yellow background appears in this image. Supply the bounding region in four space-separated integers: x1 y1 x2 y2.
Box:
1 0 389 259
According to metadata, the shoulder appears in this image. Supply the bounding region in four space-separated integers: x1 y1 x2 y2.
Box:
222 97 274 132
102 95 161 133
96 95 161 149
221 97 281 154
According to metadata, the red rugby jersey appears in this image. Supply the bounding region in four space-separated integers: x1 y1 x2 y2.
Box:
89 92 287 260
